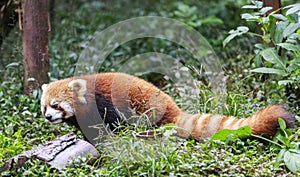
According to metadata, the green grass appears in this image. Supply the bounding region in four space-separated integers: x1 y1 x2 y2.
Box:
0 0 299 176
0 69 298 176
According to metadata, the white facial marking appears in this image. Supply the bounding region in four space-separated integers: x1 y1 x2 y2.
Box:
60 102 74 118
50 99 57 106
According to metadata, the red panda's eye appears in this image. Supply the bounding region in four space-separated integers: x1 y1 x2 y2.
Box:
51 104 59 109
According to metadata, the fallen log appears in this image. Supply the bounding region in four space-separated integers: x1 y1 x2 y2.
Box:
0 133 100 172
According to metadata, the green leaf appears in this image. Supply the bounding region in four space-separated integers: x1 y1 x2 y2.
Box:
275 149 286 167
242 5 259 9
200 16 223 25
254 43 267 50
278 118 286 130
223 26 249 47
260 7 273 15
252 1 263 8
274 21 288 44
295 115 300 122
260 48 277 64
211 129 234 141
241 13 260 21
269 16 277 39
232 126 252 139
236 26 249 33
283 23 300 38
211 126 252 141
251 67 287 76
285 4 300 16
254 55 262 67
284 150 300 173
223 35 234 47
276 133 290 146
277 43 300 53
262 34 271 43
290 57 300 64
241 13 252 19
278 80 293 85
287 63 299 73
271 14 287 21
6 62 20 68
261 48 285 69
250 67 287 76
162 123 176 130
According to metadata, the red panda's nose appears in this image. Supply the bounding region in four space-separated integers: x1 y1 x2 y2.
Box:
45 114 52 120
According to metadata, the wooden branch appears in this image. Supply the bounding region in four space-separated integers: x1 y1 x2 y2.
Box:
0 133 100 172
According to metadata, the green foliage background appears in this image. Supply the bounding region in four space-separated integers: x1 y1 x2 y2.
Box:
0 0 299 176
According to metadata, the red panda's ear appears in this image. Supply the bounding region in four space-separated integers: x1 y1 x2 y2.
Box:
42 84 48 91
68 79 87 104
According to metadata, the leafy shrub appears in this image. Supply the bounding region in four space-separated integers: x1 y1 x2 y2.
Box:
224 1 300 105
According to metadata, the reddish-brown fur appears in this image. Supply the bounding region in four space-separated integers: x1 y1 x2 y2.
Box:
41 72 295 140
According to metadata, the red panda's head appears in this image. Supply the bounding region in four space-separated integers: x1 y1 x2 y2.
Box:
41 79 87 124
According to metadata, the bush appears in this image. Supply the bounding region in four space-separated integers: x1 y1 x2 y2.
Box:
224 1 300 106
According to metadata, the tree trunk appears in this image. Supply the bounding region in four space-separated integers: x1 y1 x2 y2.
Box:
262 0 281 15
22 0 49 95
49 0 55 38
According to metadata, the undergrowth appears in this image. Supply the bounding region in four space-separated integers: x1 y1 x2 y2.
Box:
0 0 299 176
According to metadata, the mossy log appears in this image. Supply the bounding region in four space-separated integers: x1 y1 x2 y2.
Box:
0 133 100 171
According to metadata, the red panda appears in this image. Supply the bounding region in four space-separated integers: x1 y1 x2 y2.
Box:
41 72 295 143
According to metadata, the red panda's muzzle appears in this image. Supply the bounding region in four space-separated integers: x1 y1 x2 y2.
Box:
42 101 75 124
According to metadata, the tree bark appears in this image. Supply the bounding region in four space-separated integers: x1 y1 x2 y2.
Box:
0 133 100 171
49 0 55 37
22 0 49 95
262 0 281 15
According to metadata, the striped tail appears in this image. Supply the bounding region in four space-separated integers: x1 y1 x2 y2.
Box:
175 105 295 139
